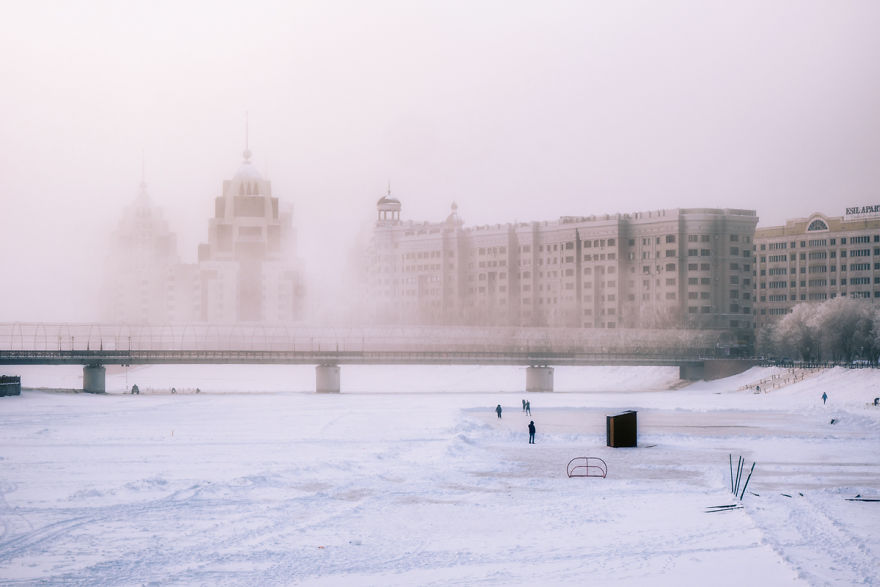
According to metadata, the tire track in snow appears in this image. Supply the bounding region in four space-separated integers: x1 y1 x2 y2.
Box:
750 494 878 585
0 482 206 567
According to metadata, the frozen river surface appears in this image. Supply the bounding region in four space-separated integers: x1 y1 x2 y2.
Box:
0 365 878 585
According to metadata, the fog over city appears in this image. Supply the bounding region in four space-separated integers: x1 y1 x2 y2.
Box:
1 1 878 323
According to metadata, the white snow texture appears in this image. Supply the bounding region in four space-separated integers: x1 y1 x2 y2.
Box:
0 364 878 585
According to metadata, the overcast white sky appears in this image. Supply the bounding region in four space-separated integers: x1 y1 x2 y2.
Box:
1 1 878 322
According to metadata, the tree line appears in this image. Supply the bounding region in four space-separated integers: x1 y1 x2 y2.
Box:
757 297 879 364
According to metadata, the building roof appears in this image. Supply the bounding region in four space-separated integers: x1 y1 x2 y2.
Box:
233 149 263 181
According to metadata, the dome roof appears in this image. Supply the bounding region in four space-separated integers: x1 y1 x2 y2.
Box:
377 195 400 205
233 149 263 181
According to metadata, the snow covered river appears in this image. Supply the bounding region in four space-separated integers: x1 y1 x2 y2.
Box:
0 365 878 585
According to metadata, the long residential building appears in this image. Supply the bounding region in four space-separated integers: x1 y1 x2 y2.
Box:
367 194 758 338
753 208 880 330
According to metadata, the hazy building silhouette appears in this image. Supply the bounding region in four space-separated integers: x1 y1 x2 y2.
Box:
367 195 758 337
197 147 303 323
103 180 199 324
105 147 303 325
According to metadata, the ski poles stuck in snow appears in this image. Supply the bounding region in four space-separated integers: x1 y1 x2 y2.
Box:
729 454 755 501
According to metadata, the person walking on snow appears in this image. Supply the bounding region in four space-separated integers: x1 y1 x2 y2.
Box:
522 399 526 412
528 421 536 444
525 400 531 415
496 404 503 419
822 391 828 404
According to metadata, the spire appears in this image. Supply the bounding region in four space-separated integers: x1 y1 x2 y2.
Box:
387 179 391 197
242 111 252 162
138 148 148 197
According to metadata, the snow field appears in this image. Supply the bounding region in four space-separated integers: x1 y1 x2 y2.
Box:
0 365 878 585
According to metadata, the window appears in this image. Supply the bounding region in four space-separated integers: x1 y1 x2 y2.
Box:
807 219 829 231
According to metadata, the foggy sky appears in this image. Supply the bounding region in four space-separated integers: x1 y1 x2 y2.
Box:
1 1 878 322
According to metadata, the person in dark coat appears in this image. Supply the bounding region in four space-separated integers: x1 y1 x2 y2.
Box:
525 400 531 415
822 391 828 404
496 404 502 419
528 421 536 444
522 399 526 412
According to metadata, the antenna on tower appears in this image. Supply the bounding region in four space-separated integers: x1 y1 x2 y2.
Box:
243 111 252 162
139 147 147 193
387 179 392 196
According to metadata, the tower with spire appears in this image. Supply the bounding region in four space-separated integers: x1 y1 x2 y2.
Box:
102 170 197 324
196 136 303 323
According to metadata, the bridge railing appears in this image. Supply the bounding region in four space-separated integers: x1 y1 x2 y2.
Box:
0 322 725 358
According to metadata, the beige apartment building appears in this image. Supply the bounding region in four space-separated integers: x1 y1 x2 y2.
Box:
367 194 758 338
753 209 880 330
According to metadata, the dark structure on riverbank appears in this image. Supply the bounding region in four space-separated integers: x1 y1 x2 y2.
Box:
0 375 21 396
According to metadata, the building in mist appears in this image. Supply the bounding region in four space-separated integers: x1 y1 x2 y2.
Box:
196 147 303 323
367 194 758 336
105 148 303 325
753 209 880 330
103 180 199 324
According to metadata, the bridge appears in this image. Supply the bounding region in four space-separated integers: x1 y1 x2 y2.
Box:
0 323 753 393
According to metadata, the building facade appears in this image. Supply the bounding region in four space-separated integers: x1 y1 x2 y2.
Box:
105 148 303 325
197 148 303 323
753 210 880 330
103 180 199 324
367 195 758 337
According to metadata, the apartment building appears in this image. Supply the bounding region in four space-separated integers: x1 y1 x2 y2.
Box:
367 195 758 336
754 209 880 329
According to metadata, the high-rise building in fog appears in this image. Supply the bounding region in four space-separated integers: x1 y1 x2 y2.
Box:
367 194 758 337
753 209 880 330
105 147 303 325
103 180 199 324
196 147 303 323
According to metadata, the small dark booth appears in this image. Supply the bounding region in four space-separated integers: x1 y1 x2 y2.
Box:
606 410 637 447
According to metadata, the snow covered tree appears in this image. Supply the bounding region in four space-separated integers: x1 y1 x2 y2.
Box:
772 298 878 363
772 303 819 361
813 297 874 362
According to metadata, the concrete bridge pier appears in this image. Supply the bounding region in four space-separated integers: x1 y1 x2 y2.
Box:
526 366 554 392
316 364 341 393
83 364 106 393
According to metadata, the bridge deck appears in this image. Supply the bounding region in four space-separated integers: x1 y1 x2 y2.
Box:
0 349 707 367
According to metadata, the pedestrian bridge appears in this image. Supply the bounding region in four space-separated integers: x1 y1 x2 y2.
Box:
0 323 753 393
